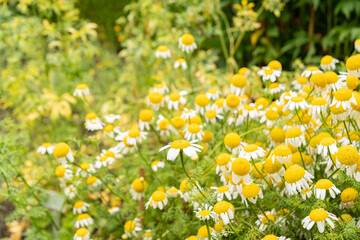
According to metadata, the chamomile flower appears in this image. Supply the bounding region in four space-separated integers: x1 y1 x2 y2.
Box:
301 188 312 200
155 45 171 59
230 157 252 184
84 112 104 131
94 151 116 169
283 95 308 111
268 60 282 71
130 178 146 200
73 84 90 97
166 187 180 198
124 128 147 146
262 234 290 240
53 142 74 164
174 58 187 69
64 184 77 199
204 109 223 124
317 137 338 157
37 143 54 155
320 55 339 70
325 71 344 91
224 94 241 111
186 236 199 240
156 115 177 136
147 92 164 111
310 97 328 116
73 201 90 214
213 200 235 225
146 190 168 210
211 186 232 201
330 87 356 110
75 213 94 228
103 124 119 138
151 160 165 171
292 76 309 91
195 93 210 114
124 219 142 237
167 91 187 110
272 144 292 164
285 127 306 147
314 179 340 200
194 204 214 221
346 54 360 77
340 187 358 209
269 127 286 146
241 103 260 120
197 225 217 240
181 108 197 120
301 66 322 78
55 164 73 180
284 165 314 195
257 67 281 82
230 74 247 96
206 88 220 100
108 206 120 215
241 182 263 206
216 153 232 174
179 33 197 53
86 176 101 187
74 228 90 240
255 209 277 231
302 208 338 233
76 162 96 178
268 82 285 95
238 67 250 77
239 144 265 160
224 132 243 154
338 72 359 90
159 139 202 161
104 114 121 123
153 83 169 95
335 145 359 175
263 156 284 183
138 109 154 131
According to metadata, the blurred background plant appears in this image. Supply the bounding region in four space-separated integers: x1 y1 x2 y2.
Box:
0 0 359 239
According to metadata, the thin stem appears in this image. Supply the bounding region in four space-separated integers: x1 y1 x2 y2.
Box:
228 223 242 239
255 201 270 222
343 121 352 144
150 124 162 144
328 168 340 179
205 220 212 240
298 147 307 170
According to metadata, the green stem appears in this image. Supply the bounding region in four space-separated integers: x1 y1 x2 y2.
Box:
228 223 242 239
298 147 307 170
205 220 212 240
328 168 340 179
343 121 352 144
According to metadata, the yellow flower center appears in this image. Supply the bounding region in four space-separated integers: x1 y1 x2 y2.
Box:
215 98 225 107
315 179 333 190
284 165 305 183
169 92 181 101
154 83 164 89
273 144 291 157
265 109 278 120
42 142 52 148
157 45 169 52
346 54 360 71
207 88 217 94
76 228 88 237
55 165 66 177
243 104 256 111
202 131 213 143
148 92 163 104
307 66 319 71
285 127 302 138
224 132 241 148
264 68 274 75
268 60 282 70
139 109 154 122
198 225 212 238
242 182 260 198
226 94 240 108
159 118 170 130
76 84 88 90
251 162 267 179
152 190 166 202
195 93 210 107
263 235 279 240
171 116 185 129
86 176 98 185
80 162 90 170
190 116 202 125
321 55 333 65
145 231 153 237
270 128 285 143
53 142 70 158
216 153 232 166
291 96 304 103
85 112 98 120
176 58 186 63
309 209 328 222
297 76 308 84
181 33 195 45
264 157 282 174
261 213 276 224
198 210 211 217
104 150 115 159
232 158 251 176
132 178 146 192
124 220 136 232
213 200 230 214
205 110 217 119
180 178 191 193
238 67 249 75
346 75 359 89
340 188 358 202
325 71 338 84
269 82 279 89
337 145 359 166
231 74 247 88
319 137 335 147
243 144 258 153
104 124 114 133
128 128 140 138
167 187 178 194
217 186 229 193
77 213 90 221
312 97 327 106
74 201 84 209
310 72 327 88
170 140 191 149
334 88 352 101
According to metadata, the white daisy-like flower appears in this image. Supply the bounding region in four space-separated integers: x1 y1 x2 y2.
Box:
145 190 168 210
144 229 154 240
73 84 90 97
320 55 339 71
130 178 146 200
262 234 290 240
166 187 180 198
283 95 308 111
138 109 154 131
37 143 54 155
64 184 77 199
255 209 277 231
86 176 101 187
310 96 328 117
284 165 314 195
239 144 265 161
330 87 356 111
156 115 177 136
151 160 165 171
257 67 281 82
301 66 322 78
147 92 164 111
313 179 341 200
108 206 120 215
211 186 232 201
74 228 90 240
302 208 338 233
178 33 197 53
285 127 306 148
213 200 235 225
292 76 309 91
75 213 94 228
317 137 338 157
206 88 220 100
84 112 104 131
204 109 224 124
124 219 142 237
53 142 74 164
159 139 203 161
230 73 247 96
184 123 204 140
155 45 171 59
104 114 121 123
122 128 147 146
174 58 187 69
194 204 214 221
166 91 187 110
76 162 96 178
73 201 90 214
241 182 264 206
301 188 312 200
153 83 169 95
268 82 285 95
181 108 197 120
55 164 73 180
